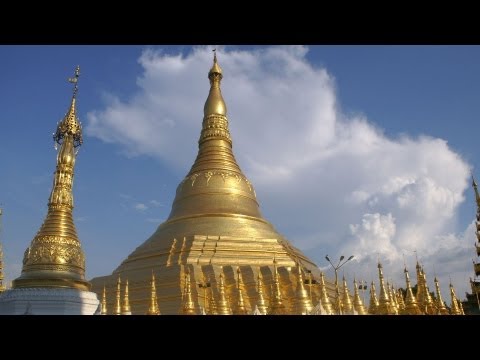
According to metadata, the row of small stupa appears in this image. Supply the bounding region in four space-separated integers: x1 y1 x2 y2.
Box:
0 53 470 314
99 258 465 315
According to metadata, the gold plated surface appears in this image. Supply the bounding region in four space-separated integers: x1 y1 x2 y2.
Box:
122 279 131 315
90 52 330 314
13 66 89 291
180 270 196 315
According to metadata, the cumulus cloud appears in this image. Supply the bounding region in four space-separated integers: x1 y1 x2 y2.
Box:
134 203 148 211
86 46 474 298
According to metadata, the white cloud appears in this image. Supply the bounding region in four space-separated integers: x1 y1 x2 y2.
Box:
86 46 474 299
134 203 148 211
149 200 162 207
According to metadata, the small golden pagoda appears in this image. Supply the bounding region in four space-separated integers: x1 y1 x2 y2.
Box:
90 51 330 314
13 66 90 291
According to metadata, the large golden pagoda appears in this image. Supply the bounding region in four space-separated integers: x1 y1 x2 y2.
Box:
13 66 90 291
90 52 333 314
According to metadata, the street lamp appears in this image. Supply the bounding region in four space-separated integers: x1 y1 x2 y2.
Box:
325 255 354 314
198 277 211 314
359 280 368 305
303 269 318 301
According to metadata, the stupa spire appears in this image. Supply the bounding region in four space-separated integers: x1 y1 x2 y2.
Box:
449 282 462 315
353 278 367 315
233 267 248 315
368 281 379 315
114 276 121 315
318 272 334 314
293 263 313 314
13 66 88 291
376 262 396 315
434 277 449 315
180 269 196 315
255 272 268 315
101 285 107 315
268 256 286 314
146 271 160 315
216 272 232 315
341 275 354 314
402 267 422 315
122 279 131 315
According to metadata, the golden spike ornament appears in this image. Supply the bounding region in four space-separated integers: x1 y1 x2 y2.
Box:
402 267 422 315
180 269 196 315
293 263 313 314
216 272 232 315
368 281 379 315
233 267 248 315
122 279 132 315
433 277 449 315
396 288 405 312
376 262 396 315
114 276 121 315
268 256 286 315
101 285 108 315
146 271 160 315
341 275 354 314
353 278 367 315
319 272 334 314
13 66 88 291
449 282 462 315
256 272 268 315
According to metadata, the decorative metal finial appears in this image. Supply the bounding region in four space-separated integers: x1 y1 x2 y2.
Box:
68 65 80 98
212 48 217 63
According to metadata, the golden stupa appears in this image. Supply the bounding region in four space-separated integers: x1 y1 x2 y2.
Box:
90 52 335 314
13 66 90 291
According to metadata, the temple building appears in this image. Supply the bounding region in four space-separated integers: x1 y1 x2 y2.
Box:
0 67 99 315
90 53 338 315
462 177 480 314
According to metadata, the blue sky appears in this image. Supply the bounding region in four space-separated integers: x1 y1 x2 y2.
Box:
0 45 479 299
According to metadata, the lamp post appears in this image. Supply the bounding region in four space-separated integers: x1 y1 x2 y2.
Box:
359 280 368 305
198 277 211 314
304 269 318 302
325 255 354 314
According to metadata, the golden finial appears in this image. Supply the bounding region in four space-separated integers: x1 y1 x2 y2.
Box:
180 269 196 315
101 285 107 315
232 267 247 315
13 66 88 291
146 271 160 315
353 278 367 315
318 272 334 315
208 285 218 315
449 282 462 315
256 271 268 315
386 281 398 314
341 275 354 314
216 272 232 315
268 256 286 315
293 263 313 314
54 65 83 149
368 281 379 315
121 279 131 315
114 276 121 315
433 277 449 315
396 288 405 312
376 262 396 315
203 48 227 118
402 267 422 315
